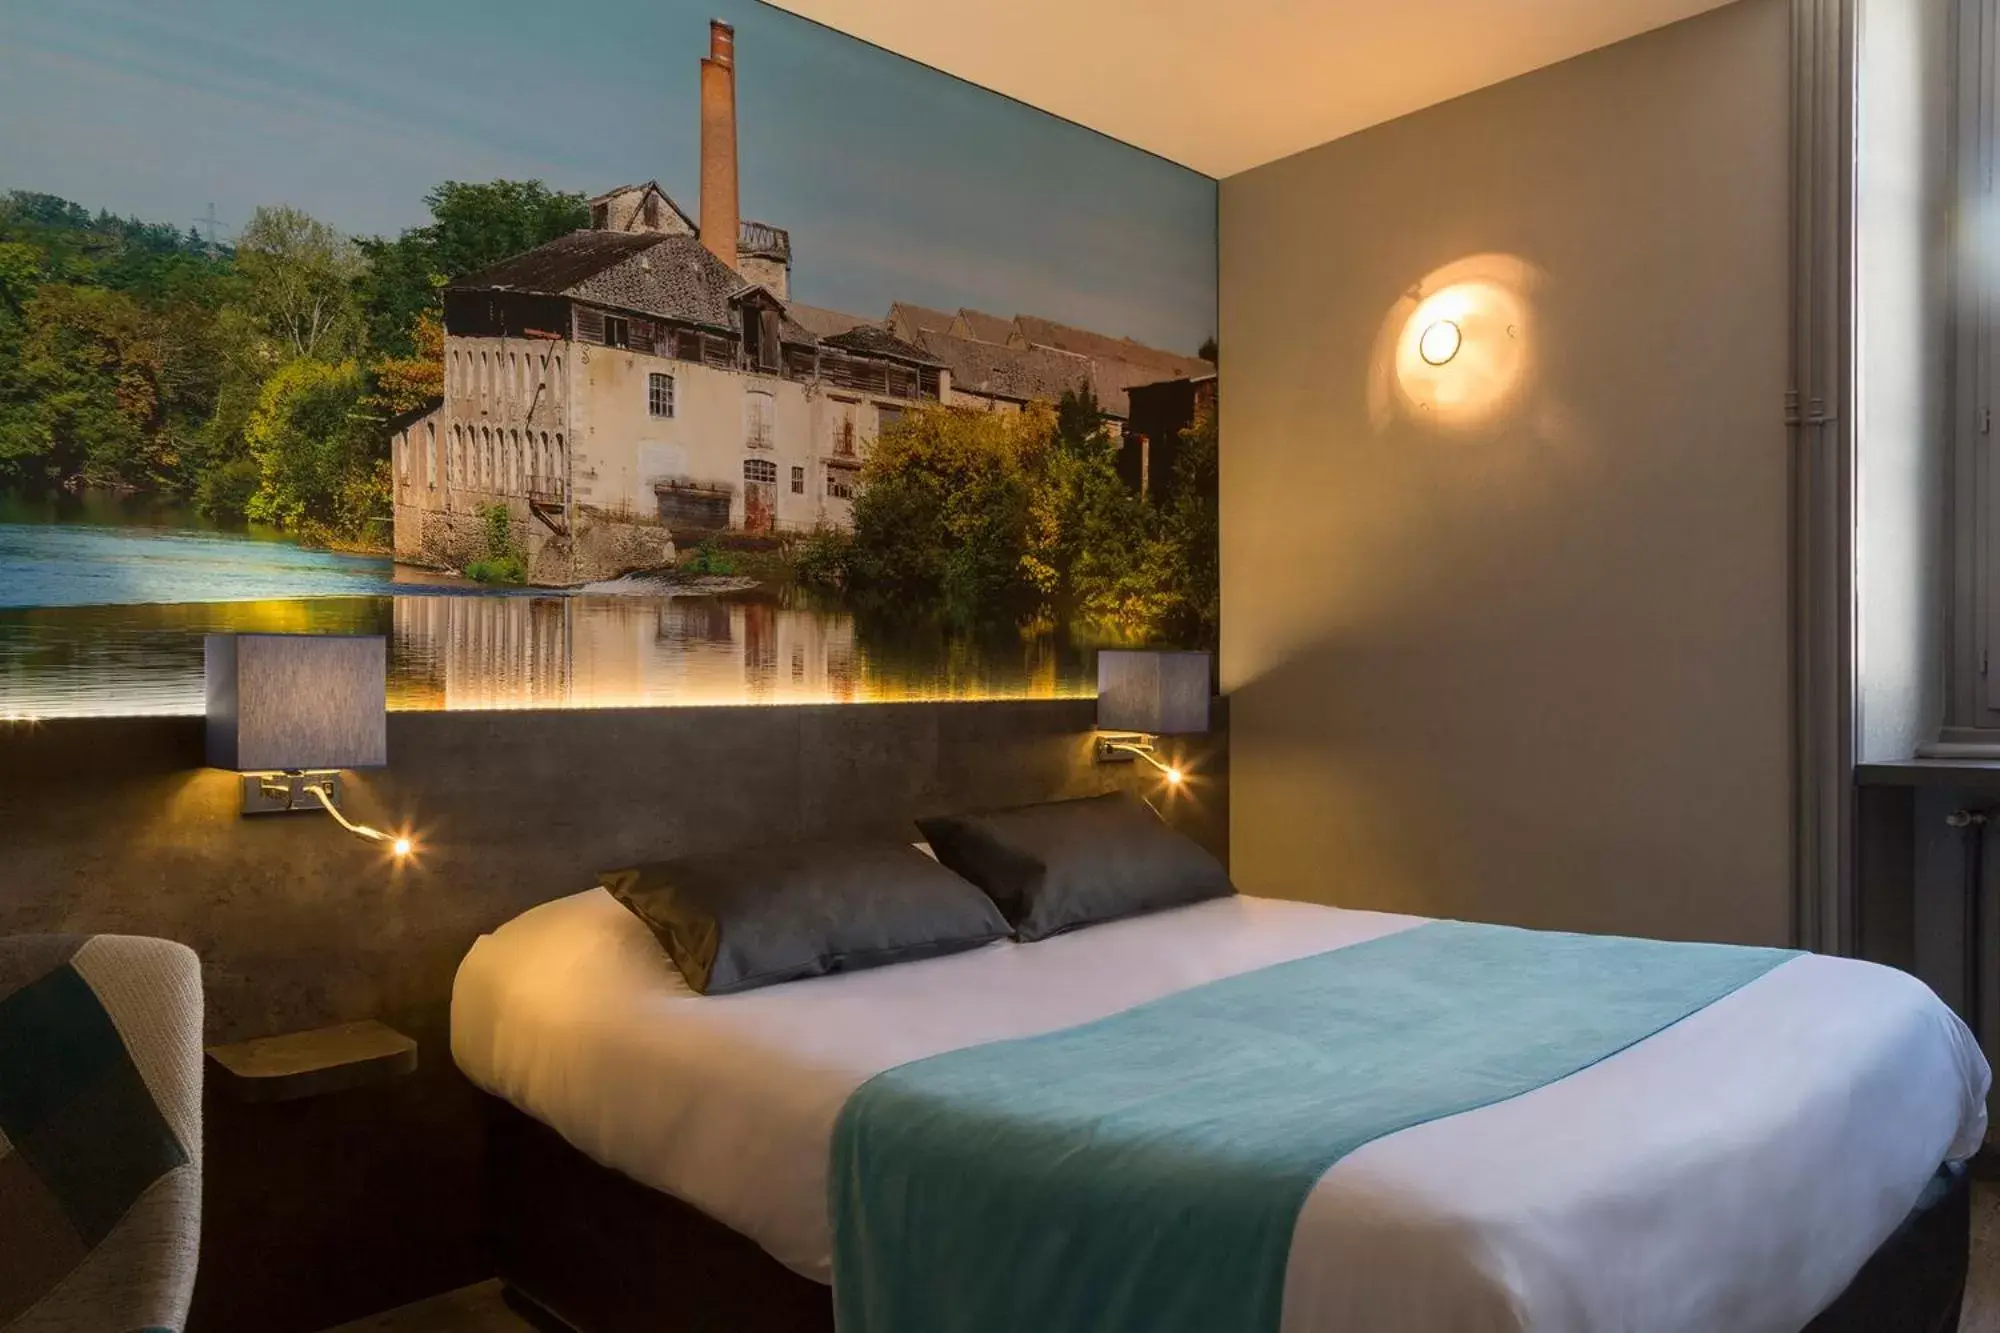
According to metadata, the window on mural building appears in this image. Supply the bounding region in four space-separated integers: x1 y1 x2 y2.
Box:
744 458 778 485
648 373 676 419
826 471 854 500
876 404 905 437
791 466 804 494
745 390 775 449
604 316 631 350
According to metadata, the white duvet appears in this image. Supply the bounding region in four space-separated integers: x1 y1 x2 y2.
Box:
452 889 1989 1333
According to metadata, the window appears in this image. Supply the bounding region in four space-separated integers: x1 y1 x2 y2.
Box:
1943 32 2000 742
648 372 676 419
744 457 778 484
826 472 854 500
745 390 774 449
397 433 408 479
875 404 905 437
426 423 437 490
791 466 804 494
604 316 631 350
742 305 781 372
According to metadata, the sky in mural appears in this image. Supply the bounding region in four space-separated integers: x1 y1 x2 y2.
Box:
0 0 1217 353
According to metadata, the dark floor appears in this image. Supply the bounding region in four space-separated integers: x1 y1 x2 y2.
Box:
333 1184 2000 1332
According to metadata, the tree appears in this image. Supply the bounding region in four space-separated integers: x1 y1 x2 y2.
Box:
358 180 586 356
4 284 163 486
368 308 444 417
243 358 378 541
235 205 364 361
1159 396 1219 645
848 404 1040 620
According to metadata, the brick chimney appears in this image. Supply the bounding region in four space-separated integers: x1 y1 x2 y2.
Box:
699 19 739 272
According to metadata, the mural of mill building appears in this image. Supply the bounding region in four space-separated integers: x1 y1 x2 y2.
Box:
389 18 1212 586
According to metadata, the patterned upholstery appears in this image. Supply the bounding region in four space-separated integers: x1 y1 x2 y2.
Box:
0 936 202 1333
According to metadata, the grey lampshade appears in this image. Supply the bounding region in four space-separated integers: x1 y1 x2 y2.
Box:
1096 650 1211 735
205 634 388 771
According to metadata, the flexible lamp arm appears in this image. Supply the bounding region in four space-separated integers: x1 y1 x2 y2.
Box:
304 781 410 855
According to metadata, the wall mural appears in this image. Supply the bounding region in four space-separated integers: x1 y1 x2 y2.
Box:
0 0 1216 716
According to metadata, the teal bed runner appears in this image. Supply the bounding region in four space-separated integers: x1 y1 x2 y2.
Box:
828 919 1795 1333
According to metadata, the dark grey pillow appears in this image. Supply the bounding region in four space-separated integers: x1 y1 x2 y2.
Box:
917 792 1234 942
601 839 1010 995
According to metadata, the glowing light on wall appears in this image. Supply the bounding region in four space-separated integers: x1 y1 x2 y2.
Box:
1369 254 1544 434
1418 319 1462 366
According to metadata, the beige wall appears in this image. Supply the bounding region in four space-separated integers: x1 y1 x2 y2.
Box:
1219 0 1794 945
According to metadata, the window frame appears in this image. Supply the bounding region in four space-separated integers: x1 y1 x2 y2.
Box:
648 372 676 420
1940 2 2000 742
604 315 631 350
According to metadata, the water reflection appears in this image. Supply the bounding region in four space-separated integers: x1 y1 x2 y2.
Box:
0 491 1094 716
0 591 1091 717
394 592 1081 710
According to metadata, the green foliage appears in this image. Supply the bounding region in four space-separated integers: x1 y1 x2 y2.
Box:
464 502 529 584
685 536 738 576
0 181 572 548
841 386 1218 642
358 180 586 356
242 358 380 542
235 206 364 361
790 525 853 591
1159 399 1220 645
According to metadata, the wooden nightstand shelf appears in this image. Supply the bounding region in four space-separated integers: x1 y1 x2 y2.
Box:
205 1020 418 1103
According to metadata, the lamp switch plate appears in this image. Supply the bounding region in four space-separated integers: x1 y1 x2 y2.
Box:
241 771 342 815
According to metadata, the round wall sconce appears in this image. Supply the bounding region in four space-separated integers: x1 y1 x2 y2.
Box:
1418 319 1462 366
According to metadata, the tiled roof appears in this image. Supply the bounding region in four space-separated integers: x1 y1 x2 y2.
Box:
1009 314 1212 380
823 324 945 368
917 329 1096 410
887 302 957 341
786 303 877 339
451 231 815 340
1085 357 1190 420
451 230 662 296
952 308 1018 344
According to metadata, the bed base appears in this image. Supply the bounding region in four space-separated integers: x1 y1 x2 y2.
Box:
482 1095 1967 1333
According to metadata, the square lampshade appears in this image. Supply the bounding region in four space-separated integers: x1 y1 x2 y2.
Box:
1096 649 1211 735
205 634 388 771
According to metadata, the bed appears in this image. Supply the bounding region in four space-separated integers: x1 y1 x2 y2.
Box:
452 887 1989 1333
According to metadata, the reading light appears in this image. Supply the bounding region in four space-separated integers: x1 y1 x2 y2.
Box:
205 634 407 853
1418 318 1462 366
1095 649 1210 784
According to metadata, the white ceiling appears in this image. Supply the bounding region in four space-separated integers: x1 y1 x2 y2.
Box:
766 0 1738 177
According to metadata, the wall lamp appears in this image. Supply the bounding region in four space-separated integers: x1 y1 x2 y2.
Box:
205 634 412 858
1418 318 1463 366
1095 649 1212 786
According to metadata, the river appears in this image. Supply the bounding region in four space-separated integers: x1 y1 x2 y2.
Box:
0 490 1094 716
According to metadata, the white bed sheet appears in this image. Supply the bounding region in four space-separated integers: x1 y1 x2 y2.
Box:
451 889 1989 1333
